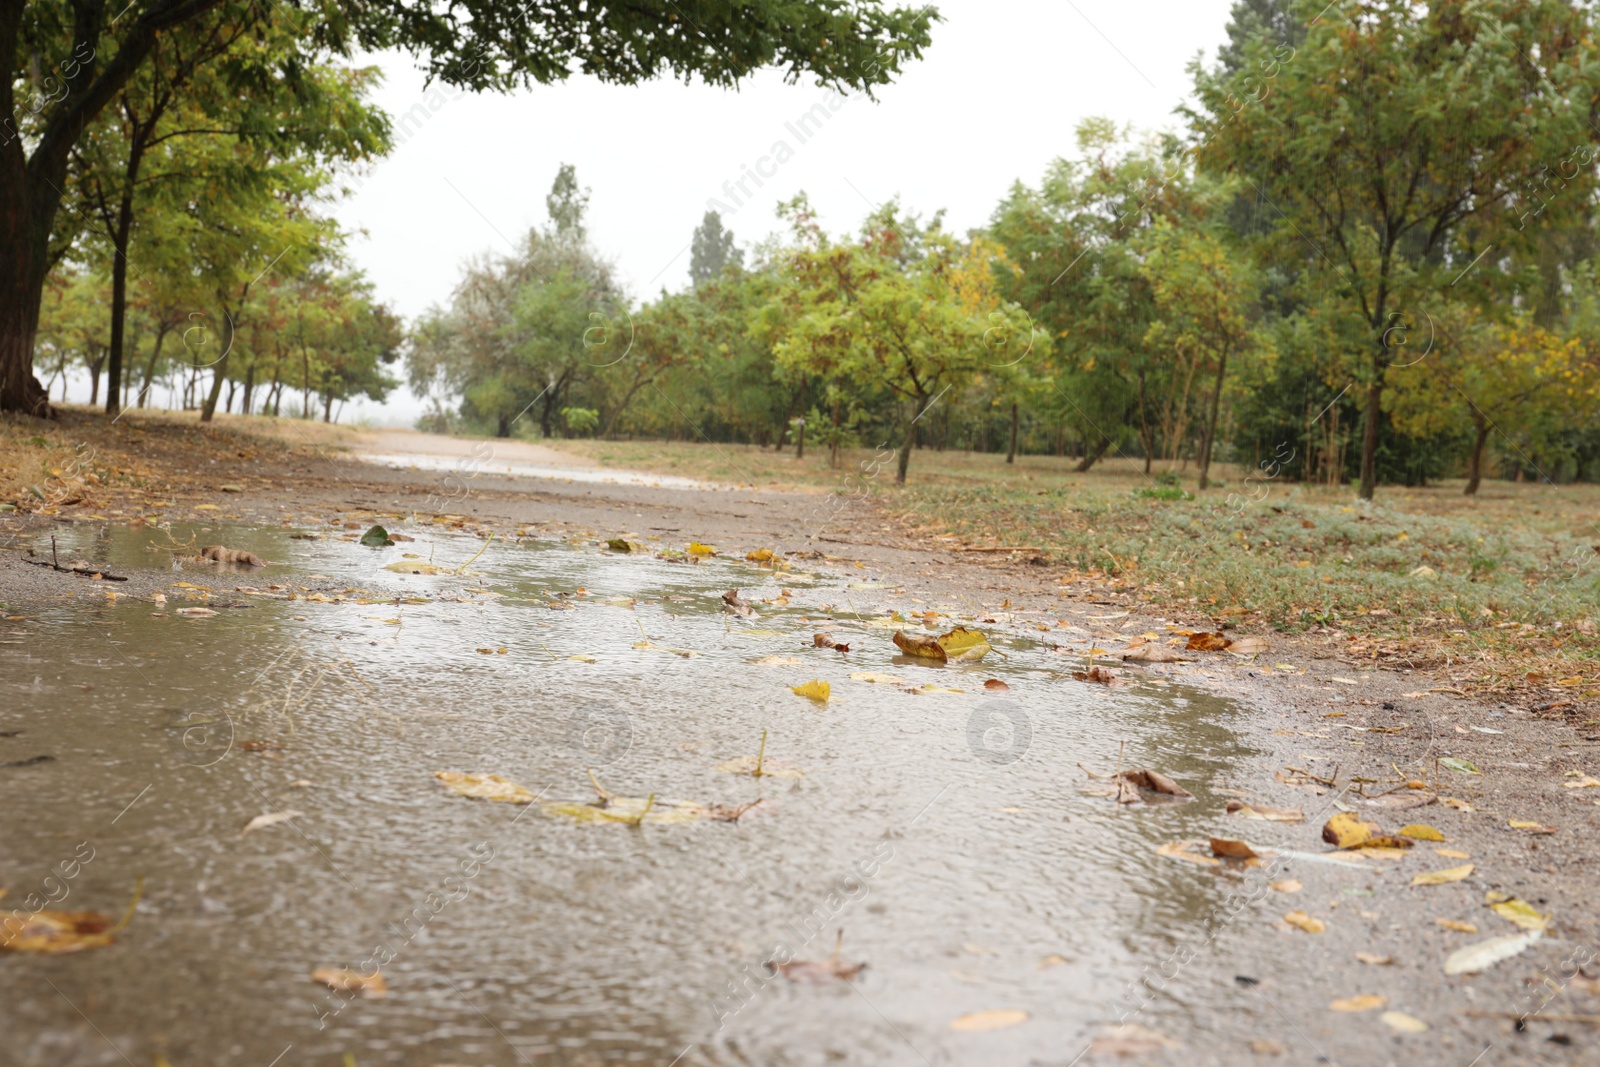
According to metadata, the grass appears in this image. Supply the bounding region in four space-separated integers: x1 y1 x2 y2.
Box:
547 438 1600 671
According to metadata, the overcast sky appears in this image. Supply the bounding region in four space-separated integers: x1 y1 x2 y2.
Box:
334 0 1239 322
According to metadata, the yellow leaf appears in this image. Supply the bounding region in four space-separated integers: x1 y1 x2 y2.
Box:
1562 775 1600 789
937 626 992 662
1284 910 1325 934
1322 811 1379 849
851 671 908 684
791 679 830 704
1509 819 1557 834
1435 848 1471 859
1155 839 1220 867
949 1009 1029 1033
1270 879 1303 893
311 967 388 997
1330 994 1387 1012
687 541 717 557
1488 897 1548 932
434 771 536 804
1411 864 1474 887
1436 919 1477 933
1399 824 1445 842
745 548 775 562
1380 1011 1428 1033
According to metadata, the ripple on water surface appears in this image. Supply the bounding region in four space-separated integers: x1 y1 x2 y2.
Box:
0 523 1258 1066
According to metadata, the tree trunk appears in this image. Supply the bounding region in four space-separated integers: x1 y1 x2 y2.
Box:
225 378 235 413
896 395 929 484
795 375 806 460
87 349 105 405
1006 401 1019 465
322 391 333 422
200 350 230 422
104 158 140 418
496 412 511 438
1358 370 1382 501
138 326 168 407
1074 436 1111 473
0 135 53 417
600 372 653 439
1465 419 1491 496
241 359 256 414
1197 348 1230 490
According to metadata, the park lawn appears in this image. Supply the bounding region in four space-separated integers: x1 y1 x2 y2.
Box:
547 439 1600 673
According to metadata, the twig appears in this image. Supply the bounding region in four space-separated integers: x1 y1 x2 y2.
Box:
755 729 768 778
1463 1010 1600 1025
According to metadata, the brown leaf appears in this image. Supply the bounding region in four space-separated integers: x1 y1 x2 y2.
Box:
1186 631 1232 652
311 967 388 997
1330 994 1387 1012
1284 910 1326 934
770 930 864 984
1107 769 1194 804
1072 666 1117 685
1156 839 1219 866
893 629 946 661
813 632 850 652
983 678 1010 691
721 590 755 618
201 545 265 567
1209 837 1260 860
0 908 117 954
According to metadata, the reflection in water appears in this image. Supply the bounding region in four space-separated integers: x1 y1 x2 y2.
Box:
0 525 1258 1066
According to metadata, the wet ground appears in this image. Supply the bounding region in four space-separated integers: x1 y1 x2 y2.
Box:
3 522 1266 1067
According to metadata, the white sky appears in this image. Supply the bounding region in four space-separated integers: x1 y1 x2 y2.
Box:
59 1 1240 422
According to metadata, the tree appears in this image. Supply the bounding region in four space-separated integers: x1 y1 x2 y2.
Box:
690 210 744 286
2 0 939 415
1190 0 1600 499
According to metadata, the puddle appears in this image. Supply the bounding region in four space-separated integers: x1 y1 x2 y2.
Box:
356 451 716 491
1 525 1260 1065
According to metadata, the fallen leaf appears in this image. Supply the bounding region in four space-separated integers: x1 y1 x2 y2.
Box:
241 810 303 835
1443 931 1542 976
1156 839 1220 867
1436 848 1470 859
201 545 265 566
1284 910 1326 934
175 606 218 617
1439 757 1480 775
849 671 906 684
1227 635 1271 655
1412 864 1474 887
1487 896 1548 932
1228 800 1304 823
358 526 394 547
1399 824 1445 842
722 590 756 618
1088 1024 1179 1054
949 1009 1029 1033
1270 879 1303 893
1251 1039 1289 1055
1355 952 1395 965
755 656 803 666
567 654 597 663
1380 1011 1429 1033
1186 631 1232 652
1097 769 1193 804
938 627 992 662
1330 994 1387 1012
687 542 717 557
791 679 831 704
1210 837 1260 860
770 931 863 984
1441 797 1475 812
311 967 388 996
1323 812 1380 849
813 632 850 652
0 889 131 955
1072 666 1116 684
384 560 445 575
1121 643 1189 663
745 548 776 562
1436 919 1478 933
1508 819 1557 834
434 771 535 804
983 678 1010 691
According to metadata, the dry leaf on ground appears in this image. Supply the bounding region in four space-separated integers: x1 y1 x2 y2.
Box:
1270 879 1303 893
1228 800 1303 823
1323 812 1412 851
1436 919 1478 933
1411 864 1474 887
1330 994 1387 1012
1399 824 1445 841
1444 931 1542 976
1089 1024 1179 1054
1355 952 1395 965
1508 819 1557 834
1186 632 1232 652
949 1009 1029 1033
1485 894 1549 932
1284 910 1326 934
1121 642 1189 663
1380 1011 1428 1033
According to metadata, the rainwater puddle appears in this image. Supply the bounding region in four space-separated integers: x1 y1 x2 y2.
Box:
355 452 714 491
1 524 1259 1066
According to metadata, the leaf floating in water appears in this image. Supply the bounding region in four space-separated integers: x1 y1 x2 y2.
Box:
715 756 804 779
385 560 445 575
241 810 303 835
687 541 717 557
746 547 776 562
633 640 699 659
176 607 218 617
722 590 756 618
358 525 394 547
983 678 1010 691
201 545 265 566
1412 864 1474 887
434 771 536 805
605 538 644 553
1155 839 1220 867
791 679 830 704
1085 767 1193 805
1443 931 1542 976
813 632 850 652
770 930 865 984
1 879 141 954
892 627 991 663
949 1009 1030 1033
850 671 906 685
756 656 804 666
1072 666 1116 685
312 967 388 997
1209 837 1261 860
